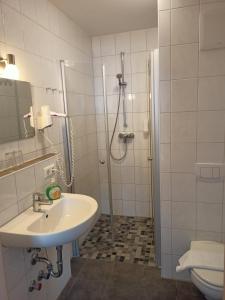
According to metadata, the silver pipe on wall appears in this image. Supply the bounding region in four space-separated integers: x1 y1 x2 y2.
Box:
102 64 114 224
120 52 127 128
121 52 125 84
59 60 73 194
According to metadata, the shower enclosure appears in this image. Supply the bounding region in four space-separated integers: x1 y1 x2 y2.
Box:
102 51 159 218
60 46 160 265
102 52 136 222
105 50 161 265
85 48 160 265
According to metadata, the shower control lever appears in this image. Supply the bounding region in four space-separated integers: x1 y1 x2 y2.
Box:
118 132 134 142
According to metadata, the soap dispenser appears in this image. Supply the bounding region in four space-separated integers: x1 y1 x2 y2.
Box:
45 176 62 200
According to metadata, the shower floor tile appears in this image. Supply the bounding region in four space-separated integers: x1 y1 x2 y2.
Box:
79 214 155 266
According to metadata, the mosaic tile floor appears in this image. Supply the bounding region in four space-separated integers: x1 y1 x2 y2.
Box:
80 214 155 266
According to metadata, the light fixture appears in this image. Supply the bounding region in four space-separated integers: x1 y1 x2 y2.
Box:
0 54 19 80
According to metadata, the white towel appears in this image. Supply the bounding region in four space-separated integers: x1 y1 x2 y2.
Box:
176 241 224 273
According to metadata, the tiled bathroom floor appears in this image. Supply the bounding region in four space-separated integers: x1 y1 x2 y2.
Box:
79 214 155 266
58 259 206 300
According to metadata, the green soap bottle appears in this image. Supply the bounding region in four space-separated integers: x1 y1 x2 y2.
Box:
45 177 62 200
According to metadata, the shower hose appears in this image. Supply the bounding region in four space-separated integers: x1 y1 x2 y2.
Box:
109 85 128 161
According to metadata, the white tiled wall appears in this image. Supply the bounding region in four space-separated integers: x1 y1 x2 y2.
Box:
92 28 158 217
0 0 99 299
158 0 225 280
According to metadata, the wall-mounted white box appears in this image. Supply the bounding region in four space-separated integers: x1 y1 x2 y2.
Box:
195 163 224 181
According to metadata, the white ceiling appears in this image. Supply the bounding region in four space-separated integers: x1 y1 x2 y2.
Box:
50 0 158 36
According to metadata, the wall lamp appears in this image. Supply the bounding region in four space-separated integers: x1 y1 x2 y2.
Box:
0 54 19 80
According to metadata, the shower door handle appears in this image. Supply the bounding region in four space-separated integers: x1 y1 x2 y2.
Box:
99 160 105 165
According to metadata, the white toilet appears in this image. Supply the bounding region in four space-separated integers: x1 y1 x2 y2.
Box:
191 267 223 300
176 241 224 300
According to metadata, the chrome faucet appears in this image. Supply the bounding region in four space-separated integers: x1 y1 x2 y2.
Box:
33 192 53 213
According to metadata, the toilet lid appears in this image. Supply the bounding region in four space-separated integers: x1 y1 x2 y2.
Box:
193 268 224 288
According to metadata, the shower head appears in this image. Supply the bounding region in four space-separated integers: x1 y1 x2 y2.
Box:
116 73 122 85
116 73 126 87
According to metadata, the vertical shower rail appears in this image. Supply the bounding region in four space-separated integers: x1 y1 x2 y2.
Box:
102 64 114 225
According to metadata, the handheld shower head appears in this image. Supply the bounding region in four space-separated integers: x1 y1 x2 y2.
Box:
116 73 126 87
116 73 122 85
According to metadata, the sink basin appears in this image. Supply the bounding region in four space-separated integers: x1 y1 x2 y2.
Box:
0 193 98 248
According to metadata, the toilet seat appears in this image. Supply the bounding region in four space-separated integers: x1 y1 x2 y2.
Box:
191 268 223 300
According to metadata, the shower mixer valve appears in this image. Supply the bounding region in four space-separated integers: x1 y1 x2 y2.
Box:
118 132 134 142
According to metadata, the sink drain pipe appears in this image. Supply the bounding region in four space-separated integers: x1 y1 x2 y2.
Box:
31 246 63 279
50 245 63 278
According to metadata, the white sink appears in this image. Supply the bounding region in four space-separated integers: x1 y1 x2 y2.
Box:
0 193 98 248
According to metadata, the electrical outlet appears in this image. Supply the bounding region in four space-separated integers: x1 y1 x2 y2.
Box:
44 164 55 178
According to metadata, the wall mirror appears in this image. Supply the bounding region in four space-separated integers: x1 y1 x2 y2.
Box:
0 78 35 144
